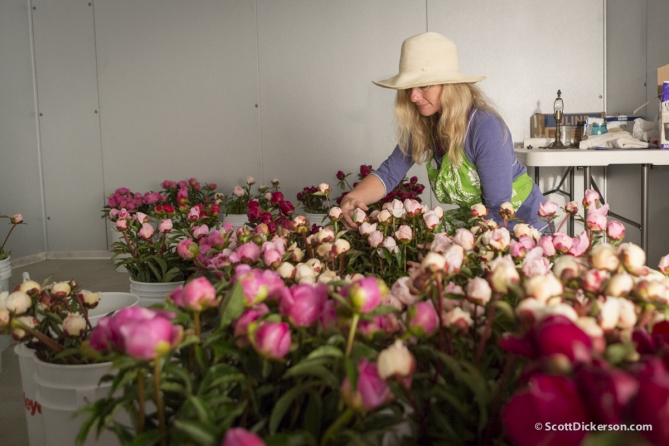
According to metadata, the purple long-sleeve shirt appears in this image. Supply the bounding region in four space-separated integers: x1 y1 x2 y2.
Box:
372 109 546 229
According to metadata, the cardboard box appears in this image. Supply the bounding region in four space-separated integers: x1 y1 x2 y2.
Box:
658 64 669 96
530 112 605 141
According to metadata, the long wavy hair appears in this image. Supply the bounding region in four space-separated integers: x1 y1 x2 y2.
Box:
395 83 503 165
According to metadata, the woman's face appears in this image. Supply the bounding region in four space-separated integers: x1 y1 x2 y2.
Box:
408 85 443 117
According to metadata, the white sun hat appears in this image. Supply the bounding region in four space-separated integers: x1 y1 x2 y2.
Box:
373 32 485 90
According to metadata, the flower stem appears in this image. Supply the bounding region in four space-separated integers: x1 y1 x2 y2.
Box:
320 407 354 446
153 359 167 446
345 313 360 357
1 224 18 251
73 293 93 332
194 311 201 338
339 253 345 278
137 369 145 434
475 294 500 365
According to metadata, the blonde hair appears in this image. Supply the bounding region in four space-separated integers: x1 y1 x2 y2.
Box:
395 83 503 165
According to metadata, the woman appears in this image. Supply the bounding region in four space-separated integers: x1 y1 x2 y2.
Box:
340 32 546 232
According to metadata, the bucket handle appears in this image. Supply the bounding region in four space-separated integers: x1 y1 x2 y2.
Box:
76 387 99 406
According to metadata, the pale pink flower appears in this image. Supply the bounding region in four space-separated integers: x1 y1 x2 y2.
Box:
524 273 563 303
586 204 609 232
187 207 200 221
237 242 261 263
521 247 551 277
377 339 416 380
329 207 343 221
590 244 620 271
359 222 378 237
421 252 446 272
466 277 492 305
191 224 209 240
488 256 520 293
567 231 589 257
430 233 453 254
509 240 528 259
377 209 392 224
565 201 579 215
318 183 330 194
232 185 245 197
333 239 351 255
442 307 473 332
515 298 546 325
553 255 583 281
277 262 295 279
52 281 72 298
403 199 422 217
552 232 573 253
246 176 255 185
583 189 600 208
316 227 335 243
659 254 669 275
442 244 465 274
390 277 419 306
606 220 625 241
79 289 101 308
263 249 282 268
158 219 173 233
471 203 488 218
453 228 475 251
423 211 440 230
379 237 398 255
115 219 128 231
513 223 532 239
432 206 444 218
538 201 559 217
135 212 149 223
352 208 367 225
395 225 413 243
18 281 41 295
10 214 23 224
499 202 515 218
582 269 609 293
618 243 646 275
537 236 556 257
5 291 31 315
138 223 154 240
368 230 384 248
488 228 511 251
605 273 634 297
368 210 380 221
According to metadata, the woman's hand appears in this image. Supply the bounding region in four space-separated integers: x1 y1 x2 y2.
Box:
340 195 368 230
338 174 386 230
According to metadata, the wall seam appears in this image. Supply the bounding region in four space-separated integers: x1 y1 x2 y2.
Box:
27 0 49 254
254 0 264 186
90 0 108 249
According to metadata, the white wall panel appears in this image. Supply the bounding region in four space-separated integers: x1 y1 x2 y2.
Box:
32 0 106 253
93 0 261 195
256 0 431 206
0 0 45 260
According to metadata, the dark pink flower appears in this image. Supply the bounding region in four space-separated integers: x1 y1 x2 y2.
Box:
251 321 291 360
345 277 388 314
575 362 638 425
177 239 199 260
233 304 269 346
279 283 327 327
221 428 265 446
178 277 219 311
503 374 589 446
341 359 389 411
408 301 438 336
236 242 260 264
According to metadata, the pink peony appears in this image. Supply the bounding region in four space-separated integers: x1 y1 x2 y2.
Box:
606 220 625 241
345 277 388 314
221 428 265 446
177 239 199 260
251 321 291 360
408 301 439 336
537 201 559 217
341 359 389 411
279 283 327 327
138 223 154 240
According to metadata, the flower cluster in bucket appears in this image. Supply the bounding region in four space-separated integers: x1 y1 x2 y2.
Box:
0 278 103 364
0 212 24 261
78 188 669 446
107 178 221 283
224 176 280 216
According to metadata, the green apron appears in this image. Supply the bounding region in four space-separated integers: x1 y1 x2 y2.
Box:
426 150 533 232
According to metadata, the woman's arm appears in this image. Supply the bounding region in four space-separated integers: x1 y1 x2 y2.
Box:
340 145 414 229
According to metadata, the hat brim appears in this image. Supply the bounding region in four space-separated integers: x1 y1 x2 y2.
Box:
373 71 485 90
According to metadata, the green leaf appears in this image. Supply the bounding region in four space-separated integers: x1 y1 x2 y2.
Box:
269 381 322 435
172 420 217 446
264 430 318 446
163 267 182 283
306 345 344 360
220 282 245 328
303 390 323 439
125 430 164 446
283 363 339 388
365 304 399 317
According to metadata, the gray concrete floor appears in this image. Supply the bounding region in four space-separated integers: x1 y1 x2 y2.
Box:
0 259 129 446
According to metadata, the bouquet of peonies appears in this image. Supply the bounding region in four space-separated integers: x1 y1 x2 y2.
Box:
78 189 669 446
224 177 265 216
0 278 104 364
0 212 24 261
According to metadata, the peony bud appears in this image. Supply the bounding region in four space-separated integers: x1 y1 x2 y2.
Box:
499 202 516 218
158 219 173 233
538 201 559 218
115 219 128 231
471 203 488 218
177 239 199 260
488 256 520 293
317 183 331 195
79 289 101 308
466 277 492 305
606 220 625 241
246 176 255 185
329 207 343 221
222 428 265 446
180 277 220 311
63 312 87 337
10 214 24 224
5 291 32 315
524 273 563 303
138 223 154 240
605 273 634 298
395 225 413 244
377 339 416 380
51 282 72 299
250 321 291 360
347 277 388 314
442 307 473 332
277 262 296 279
408 301 439 336
618 243 646 275
279 283 327 327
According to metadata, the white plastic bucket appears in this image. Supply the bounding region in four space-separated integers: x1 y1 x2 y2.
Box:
34 360 118 446
224 213 248 229
88 292 140 326
0 256 11 292
129 279 183 308
15 344 45 446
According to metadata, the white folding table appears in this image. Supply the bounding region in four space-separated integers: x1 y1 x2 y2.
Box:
514 148 669 253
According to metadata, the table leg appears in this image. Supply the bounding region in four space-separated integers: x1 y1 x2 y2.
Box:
569 167 574 236
534 166 540 185
641 164 649 254
584 166 592 191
